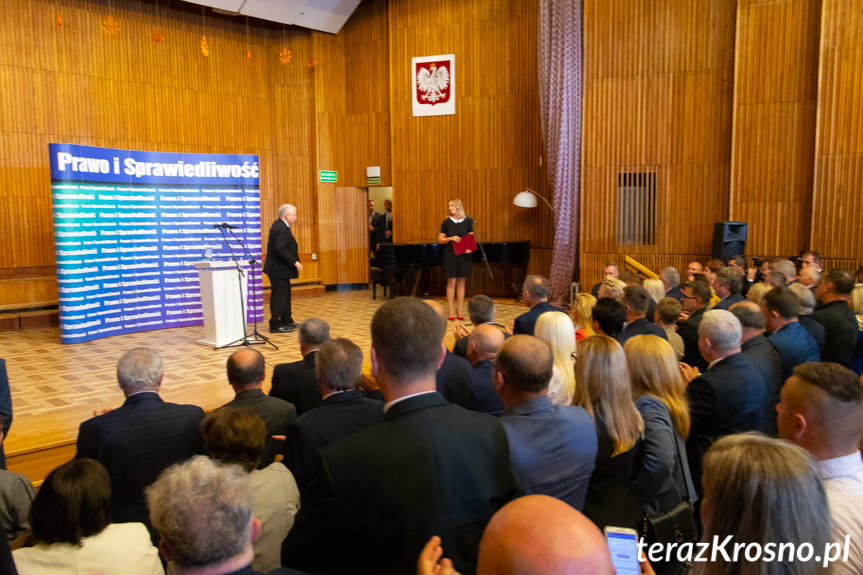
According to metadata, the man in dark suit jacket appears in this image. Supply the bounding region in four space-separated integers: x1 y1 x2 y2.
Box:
618 285 668 345
271 318 330 415
730 301 784 434
685 310 767 498
513 275 564 335
712 267 746 311
813 268 858 367
452 295 509 359
221 348 296 468
76 348 205 537
283 338 384 492
263 204 302 333
763 286 821 383
661 266 683 302
0 359 12 469
466 324 505 415
283 297 519 575
496 335 597 510
376 198 393 245
436 349 473 407
678 280 711 371
367 199 381 256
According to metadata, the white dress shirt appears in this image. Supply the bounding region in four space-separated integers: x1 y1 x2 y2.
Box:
817 451 863 575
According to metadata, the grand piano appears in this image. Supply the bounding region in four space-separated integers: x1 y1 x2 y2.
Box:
370 241 530 299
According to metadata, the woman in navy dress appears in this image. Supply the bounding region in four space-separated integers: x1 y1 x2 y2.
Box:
438 199 474 321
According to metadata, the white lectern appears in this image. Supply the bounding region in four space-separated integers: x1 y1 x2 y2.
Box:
195 261 248 347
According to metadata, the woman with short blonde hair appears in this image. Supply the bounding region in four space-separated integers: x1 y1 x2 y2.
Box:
534 311 577 406
577 335 644 531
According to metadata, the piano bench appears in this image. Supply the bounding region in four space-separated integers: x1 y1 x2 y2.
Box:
370 267 390 299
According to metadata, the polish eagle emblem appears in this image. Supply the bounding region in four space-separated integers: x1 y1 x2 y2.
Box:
416 62 451 104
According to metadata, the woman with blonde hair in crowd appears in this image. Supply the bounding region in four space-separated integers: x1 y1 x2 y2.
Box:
644 278 666 303
571 292 596 342
625 334 695 575
746 281 770 306
694 433 831 575
534 311 577 406
577 335 644 531
851 282 863 375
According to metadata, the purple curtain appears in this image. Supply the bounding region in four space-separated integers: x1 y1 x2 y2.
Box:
539 0 583 307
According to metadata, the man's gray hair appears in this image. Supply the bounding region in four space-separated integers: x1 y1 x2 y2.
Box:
660 266 680 287
117 348 163 393
316 338 363 392
299 318 330 347
699 309 742 353
770 259 797 283
147 456 253 568
278 204 296 218
467 295 495 324
523 275 549 301
788 283 816 315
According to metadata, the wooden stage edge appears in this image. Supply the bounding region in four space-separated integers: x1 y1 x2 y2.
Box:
2 290 527 484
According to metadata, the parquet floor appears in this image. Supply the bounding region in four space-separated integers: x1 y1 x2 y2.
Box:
0 290 525 481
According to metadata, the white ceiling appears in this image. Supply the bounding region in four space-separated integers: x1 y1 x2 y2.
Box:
182 0 361 34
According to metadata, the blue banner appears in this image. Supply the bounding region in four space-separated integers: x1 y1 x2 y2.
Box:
50 144 263 344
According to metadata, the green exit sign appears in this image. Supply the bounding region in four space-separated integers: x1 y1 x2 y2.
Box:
319 170 338 183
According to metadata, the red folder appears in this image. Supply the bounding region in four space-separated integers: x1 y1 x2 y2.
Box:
452 234 477 255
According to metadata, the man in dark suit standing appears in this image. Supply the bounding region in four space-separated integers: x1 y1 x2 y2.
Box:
380 198 393 244
283 297 519 575
712 267 746 310
0 359 12 469
495 335 597 511
683 310 767 497
76 348 205 537
466 324 505 415
763 286 821 382
513 275 564 335
270 318 330 415
221 348 296 468
283 338 383 492
813 268 858 367
618 286 668 345
730 301 784 434
678 280 711 371
367 199 381 256
263 203 302 334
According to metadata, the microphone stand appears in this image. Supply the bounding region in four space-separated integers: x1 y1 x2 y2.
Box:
214 226 274 350
469 216 494 281
229 226 276 350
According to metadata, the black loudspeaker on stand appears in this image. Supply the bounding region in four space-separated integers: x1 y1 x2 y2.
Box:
712 221 747 262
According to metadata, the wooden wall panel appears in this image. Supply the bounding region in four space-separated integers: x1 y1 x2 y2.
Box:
811 0 863 265
388 0 550 267
730 0 821 259
581 0 736 283
0 0 318 295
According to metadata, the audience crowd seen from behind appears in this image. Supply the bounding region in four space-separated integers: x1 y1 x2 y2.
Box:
2 252 861 575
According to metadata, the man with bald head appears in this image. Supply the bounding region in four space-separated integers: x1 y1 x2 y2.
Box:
495 335 596 509
264 203 303 333
221 348 296 468
466 324 505 415
777 362 863 575
478 495 615 575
